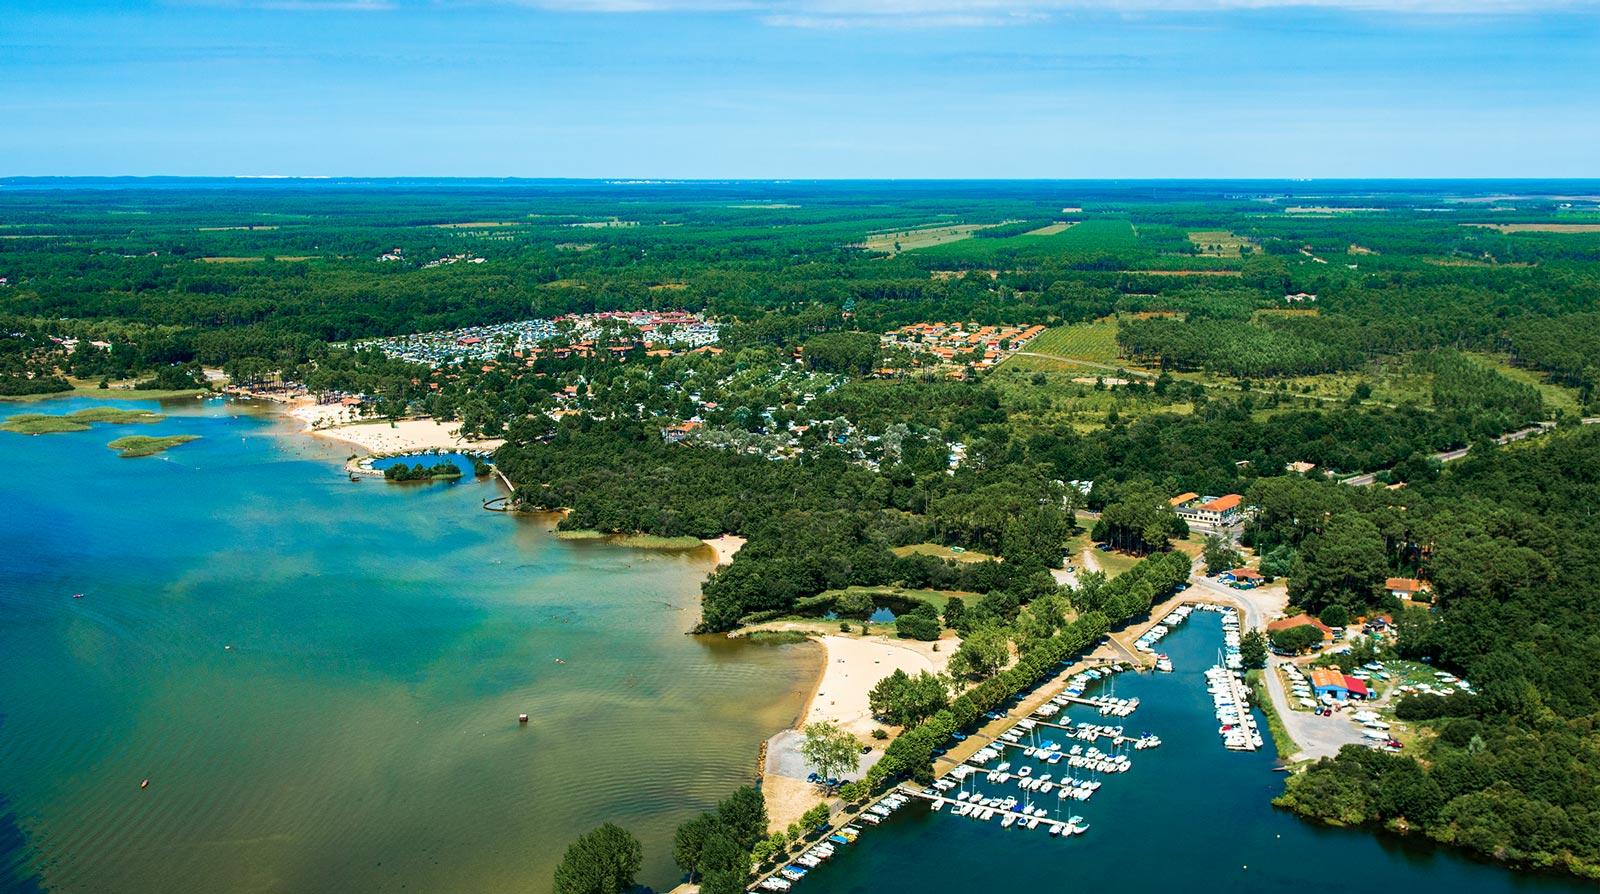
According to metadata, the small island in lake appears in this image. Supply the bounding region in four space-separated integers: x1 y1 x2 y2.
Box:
108 434 200 457
382 460 463 482
3 407 164 434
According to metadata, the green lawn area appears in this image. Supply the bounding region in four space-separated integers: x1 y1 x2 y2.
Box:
1064 533 1141 578
0 381 208 403
890 543 995 564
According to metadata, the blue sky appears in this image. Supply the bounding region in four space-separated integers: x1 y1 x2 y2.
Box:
1 0 1596 177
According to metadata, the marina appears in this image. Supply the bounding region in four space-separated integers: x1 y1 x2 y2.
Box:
761 608 1593 894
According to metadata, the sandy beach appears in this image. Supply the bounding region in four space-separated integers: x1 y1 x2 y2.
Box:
287 401 505 454
802 634 945 735
760 631 955 828
701 534 746 566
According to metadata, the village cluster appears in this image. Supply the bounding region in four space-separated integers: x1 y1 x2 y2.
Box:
357 311 721 367
879 322 1047 372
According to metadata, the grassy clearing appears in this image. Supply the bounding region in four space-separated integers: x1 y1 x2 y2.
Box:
1187 230 1251 257
990 363 1186 434
108 434 200 457
429 221 524 228
861 223 996 255
1063 533 1141 578
1022 222 1074 236
890 543 996 564
2 406 164 434
1464 353 1583 416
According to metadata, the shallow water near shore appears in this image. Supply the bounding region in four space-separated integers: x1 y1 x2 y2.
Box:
801 611 1591 894
0 397 817 894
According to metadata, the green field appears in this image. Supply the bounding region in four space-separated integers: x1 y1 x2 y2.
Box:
890 543 996 564
913 219 1140 263
1015 319 1124 365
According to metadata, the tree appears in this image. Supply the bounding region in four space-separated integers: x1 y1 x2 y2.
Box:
894 601 941 641
715 786 768 853
800 722 860 781
1240 629 1268 668
943 597 966 630
553 823 642 894
1202 534 1243 575
1270 624 1326 655
948 625 1010 679
799 803 831 832
672 812 719 879
868 669 950 726
1289 512 1386 613
1319 604 1350 629
1096 480 1179 555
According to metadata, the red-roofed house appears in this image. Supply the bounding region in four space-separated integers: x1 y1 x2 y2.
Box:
1177 493 1244 525
1219 567 1264 589
1386 578 1432 600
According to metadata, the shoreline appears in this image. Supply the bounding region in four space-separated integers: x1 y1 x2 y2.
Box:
756 628 954 829
238 390 505 455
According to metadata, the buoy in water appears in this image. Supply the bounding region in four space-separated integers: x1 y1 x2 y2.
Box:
518 714 529 724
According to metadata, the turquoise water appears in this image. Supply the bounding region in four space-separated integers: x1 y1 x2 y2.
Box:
0 397 817 894
803 612 1591 894
368 452 483 479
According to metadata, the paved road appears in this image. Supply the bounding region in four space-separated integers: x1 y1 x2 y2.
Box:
1260 658 1367 762
1342 418 1600 486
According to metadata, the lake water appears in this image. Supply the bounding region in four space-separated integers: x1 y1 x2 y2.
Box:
0 397 818 894
798 611 1591 894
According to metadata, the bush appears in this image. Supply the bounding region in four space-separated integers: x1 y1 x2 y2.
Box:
895 602 941 641
1270 624 1326 654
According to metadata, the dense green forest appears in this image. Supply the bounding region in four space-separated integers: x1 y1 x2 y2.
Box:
1268 427 1600 877
5 179 1600 880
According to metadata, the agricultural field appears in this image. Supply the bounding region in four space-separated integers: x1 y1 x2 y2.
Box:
1463 223 1600 233
1022 222 1074 236
861 222 997 254
1005 318 1124 367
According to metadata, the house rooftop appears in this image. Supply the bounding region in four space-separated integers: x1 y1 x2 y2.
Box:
1199 494 1242 512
